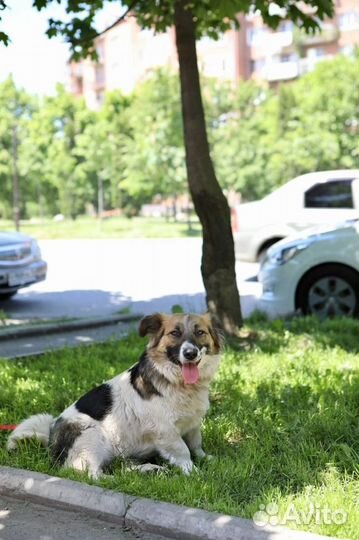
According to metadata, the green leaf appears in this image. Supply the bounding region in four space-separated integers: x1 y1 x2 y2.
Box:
0 30 9 45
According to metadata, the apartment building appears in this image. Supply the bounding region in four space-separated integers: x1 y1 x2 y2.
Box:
69 17 178 109
69 0 359 108
242 0 359 82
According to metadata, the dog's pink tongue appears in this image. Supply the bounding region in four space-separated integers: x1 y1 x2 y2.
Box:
182 363 199 384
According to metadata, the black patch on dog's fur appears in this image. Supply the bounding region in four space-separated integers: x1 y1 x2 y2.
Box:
166 345 181 366
129 353 164 399
49 417 83 465
75 383 113 421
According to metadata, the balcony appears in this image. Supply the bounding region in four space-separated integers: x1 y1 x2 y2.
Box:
249 29 293 54
261 60 299 82
268 30 293 50
294 24 339 47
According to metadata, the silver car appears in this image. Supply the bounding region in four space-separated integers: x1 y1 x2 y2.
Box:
0 232 47 300
258 219 359 319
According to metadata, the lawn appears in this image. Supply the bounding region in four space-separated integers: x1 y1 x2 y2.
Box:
0 216 201 239
0 316 358 538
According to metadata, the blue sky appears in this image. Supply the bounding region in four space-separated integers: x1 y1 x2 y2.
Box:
0 1 120 96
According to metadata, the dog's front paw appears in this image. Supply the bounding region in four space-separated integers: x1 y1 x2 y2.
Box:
178 460 195 475
193 448 206 459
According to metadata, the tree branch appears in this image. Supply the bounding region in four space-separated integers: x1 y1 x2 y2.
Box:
95 1 137 39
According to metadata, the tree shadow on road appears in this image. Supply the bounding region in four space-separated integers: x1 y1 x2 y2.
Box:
1 289 259 321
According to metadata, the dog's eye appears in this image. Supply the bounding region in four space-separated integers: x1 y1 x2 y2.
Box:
195 329 206 336
169 330 182 337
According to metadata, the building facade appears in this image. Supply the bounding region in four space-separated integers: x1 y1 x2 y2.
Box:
241 0 359 83
69 0 359 108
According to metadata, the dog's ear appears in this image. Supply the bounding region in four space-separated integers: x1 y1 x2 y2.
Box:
139 313 163 338
204 312 223 353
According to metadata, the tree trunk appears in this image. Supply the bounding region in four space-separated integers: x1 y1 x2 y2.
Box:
172 193 177 221
174 0 243 334
98 175 104 218
11 124 20 232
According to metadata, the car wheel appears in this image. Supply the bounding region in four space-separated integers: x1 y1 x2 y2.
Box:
296 264 358 319
0 291 18 301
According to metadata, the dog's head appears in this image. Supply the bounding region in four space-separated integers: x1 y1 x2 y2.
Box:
139 312 222 385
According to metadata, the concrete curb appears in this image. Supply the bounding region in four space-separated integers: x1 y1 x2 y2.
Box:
0 313 142 342
0 466 134 525
0 467 336 540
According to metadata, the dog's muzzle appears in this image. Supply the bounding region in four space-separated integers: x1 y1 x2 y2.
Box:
179 343 205 385
180 342 200 363
182 347 199 362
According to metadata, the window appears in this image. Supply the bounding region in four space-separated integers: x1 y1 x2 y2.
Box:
95 66 105 86
280 53 297 62
246 27 268 45
278 21 293 33
305 180 354 208
250 58 265 73
338 11 359 30
307 47 326 58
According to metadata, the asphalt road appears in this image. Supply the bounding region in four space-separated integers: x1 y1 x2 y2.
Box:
0 495 167 540
2 239 260 322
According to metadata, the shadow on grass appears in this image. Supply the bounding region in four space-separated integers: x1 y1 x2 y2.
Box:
208 332 359 515
235 315 359 355
179 225 202 237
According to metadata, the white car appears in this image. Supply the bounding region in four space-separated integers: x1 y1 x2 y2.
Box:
258 220 359 319
233 170 359 262
0 232 47 300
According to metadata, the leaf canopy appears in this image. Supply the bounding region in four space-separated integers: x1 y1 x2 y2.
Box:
0 0 335 59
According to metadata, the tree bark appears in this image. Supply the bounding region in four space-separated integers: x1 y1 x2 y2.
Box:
174 0 243 334
98 175 104 217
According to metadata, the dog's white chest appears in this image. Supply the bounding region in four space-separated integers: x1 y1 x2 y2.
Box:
168 388 209 435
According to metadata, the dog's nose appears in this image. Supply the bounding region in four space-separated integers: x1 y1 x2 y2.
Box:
183 348 198 361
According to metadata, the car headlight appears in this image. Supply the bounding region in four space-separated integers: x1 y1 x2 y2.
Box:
268 241 310 266
31 240 42 261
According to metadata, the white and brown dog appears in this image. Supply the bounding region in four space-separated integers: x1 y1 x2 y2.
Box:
8 313 222 478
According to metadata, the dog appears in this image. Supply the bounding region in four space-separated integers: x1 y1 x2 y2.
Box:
7 312 222 478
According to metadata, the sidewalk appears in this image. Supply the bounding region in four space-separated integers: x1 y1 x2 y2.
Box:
0 314 141 359
0 493 166 540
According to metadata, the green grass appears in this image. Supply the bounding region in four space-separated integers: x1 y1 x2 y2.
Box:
0 216 201 239
1 317 358 538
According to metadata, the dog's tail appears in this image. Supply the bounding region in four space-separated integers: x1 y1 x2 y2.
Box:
7 414 55 451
